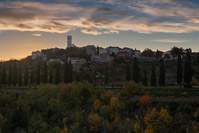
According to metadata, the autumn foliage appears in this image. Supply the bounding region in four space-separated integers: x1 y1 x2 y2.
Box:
138 95 153 106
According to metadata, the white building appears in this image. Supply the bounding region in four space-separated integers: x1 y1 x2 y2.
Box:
91 54 114 63
47 58 64 66
99 47 107 55
68 57 86 68
107 46 120 55
133 50 141 57
32 51 42 60
67 35 72 48
123 48 133 56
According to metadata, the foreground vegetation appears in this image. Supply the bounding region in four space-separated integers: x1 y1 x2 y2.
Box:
0 81 199 133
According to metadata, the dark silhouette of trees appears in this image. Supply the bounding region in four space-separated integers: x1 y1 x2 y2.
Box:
126 64 131 81
8 64 12 85
37 65 40 84
156 50 159 59
30 70 35 84
64 61 69 83
132 57 139 83
159 60 165 86
151 65 156 86
55 66 60 84
68 60 73 83
12 62 18 86
177 53 182 86
49 68 53 84
104 65 109 85
97 46 99 55
143 70 148 86
1 64 7 85
24 66 29 86
184 49 193 87
42 63 48 83
18 64 22 86
142 48 154 57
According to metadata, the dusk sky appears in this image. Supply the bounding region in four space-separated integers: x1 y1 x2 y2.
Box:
0 0 199 60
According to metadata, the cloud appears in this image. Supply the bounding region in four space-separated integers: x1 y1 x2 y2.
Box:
81 29 102 35
0 0 198 35
32 33 41 37
152 39 189 43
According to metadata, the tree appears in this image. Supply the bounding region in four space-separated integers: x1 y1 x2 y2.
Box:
184 49 193 87
42 63 48 83
12 62 18 86
151 65 156 86
55 66 60 85
88 113 102 132
142 48 154 57
24 66 29 86
104 65 109 85
68 60 73 83
144 108 172 133
64 61 69 83
49 68 53 84
97 46 99 55
18 64 22 86
132 57 139 83
126 64 131 81
177 52 182 86
1 65 6 85
123 81 142 98
30 70 35 84
159 60 165 86
156 49 159 59
8 64 12 85
143 69 148 86
37 65 40 84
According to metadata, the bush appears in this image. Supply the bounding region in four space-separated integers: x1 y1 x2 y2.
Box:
139 95 153 106
123 81 143 98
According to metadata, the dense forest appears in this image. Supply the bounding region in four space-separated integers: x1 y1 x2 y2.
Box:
0 81 199 132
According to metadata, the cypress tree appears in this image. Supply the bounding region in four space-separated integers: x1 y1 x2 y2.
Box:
159 60 165 86
151 65 156 86
49 68 53 84
30 70 35 84
12 62 18 86
97 46 99 55
68 60 73 83
42 63 48 83
24 66 29 86
1 65 7 85
8 64 12 85
37 65 40 84
104 65 109 85
55 66 60 85
156 49 159 59
18 64 22 86
64 61 69 83
126 64 131 81
143 69 148 86
184 50 193 87
132 57 139 83
177 53 182 86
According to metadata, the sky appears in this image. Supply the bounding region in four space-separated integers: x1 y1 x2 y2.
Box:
0 0 199 60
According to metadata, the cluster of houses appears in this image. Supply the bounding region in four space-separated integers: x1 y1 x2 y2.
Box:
31 45 176 68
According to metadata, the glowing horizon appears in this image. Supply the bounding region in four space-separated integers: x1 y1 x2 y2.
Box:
0 0 199 60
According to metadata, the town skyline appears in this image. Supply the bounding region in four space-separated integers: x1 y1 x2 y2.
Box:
0 0 199 60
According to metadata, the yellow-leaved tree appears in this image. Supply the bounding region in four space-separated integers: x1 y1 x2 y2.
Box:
144 108 172 133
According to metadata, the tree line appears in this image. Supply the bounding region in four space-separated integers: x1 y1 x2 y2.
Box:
126 49 193 87
0 60 73 86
